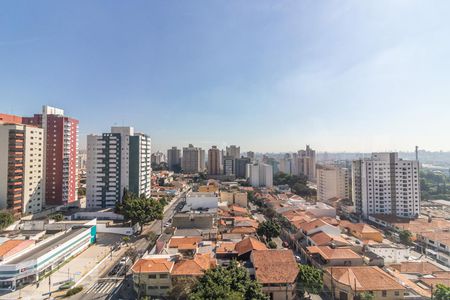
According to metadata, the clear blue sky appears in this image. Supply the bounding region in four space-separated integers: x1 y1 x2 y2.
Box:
1 1 450 153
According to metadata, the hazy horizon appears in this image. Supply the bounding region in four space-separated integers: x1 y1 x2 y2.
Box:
2 1 450 152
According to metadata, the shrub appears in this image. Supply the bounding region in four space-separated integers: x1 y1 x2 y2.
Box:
268 240 277 249
65 286 83 297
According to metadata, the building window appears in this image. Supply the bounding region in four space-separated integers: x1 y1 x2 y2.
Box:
394 291 399 296
159 274 168 279
382 290 387 297
148 274 156 279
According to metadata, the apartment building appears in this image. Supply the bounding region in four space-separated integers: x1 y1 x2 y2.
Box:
0 123 44 215
235 157 250 179
167 147 181 172
223 156 235 176
86 127 151 208
181 144 204 173
207 146 221 175
317 164 350 202
352 153 420 219
151 151 166 165
225 145 240 159
297 145 316 181
246 163 273 187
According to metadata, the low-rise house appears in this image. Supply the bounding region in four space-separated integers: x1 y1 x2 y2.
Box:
297 219 341 237
132 256 175 298
235 237 267 260
251 250 299 300
171 253 216 279
306 246 363 267
323 266 406 300
366 243 410 264
220 191 248 207
306 231 351 247
339 220 383 243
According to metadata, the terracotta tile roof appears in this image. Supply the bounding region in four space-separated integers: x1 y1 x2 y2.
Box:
340 220 381 234
230 205 248 214
325 266 405 291
307 246 362 260
309 232 351 246
297 219 333 234
0 240 34 257
168 237 202 248
132 258 174 273
233 216 259 228
418 231 450 247
216 242 237 254
386 268 431 298
390 261 444 274
235 237 267 256
252 250 299 284
171 253 216 276
230 227 257 234
419 277 450 288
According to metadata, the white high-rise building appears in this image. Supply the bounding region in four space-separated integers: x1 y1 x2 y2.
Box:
151 151 166 165
317 164 350 202
246 163 273 187
352 153 420 219
86 127 151 208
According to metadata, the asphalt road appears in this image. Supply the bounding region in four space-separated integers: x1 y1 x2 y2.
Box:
76 190 188 300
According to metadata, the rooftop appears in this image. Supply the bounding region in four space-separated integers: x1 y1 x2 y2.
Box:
252 250 299 284
235 237 267 256
307 246 362 260
325 266 406 291
171 253 216 276
132 258 174 273
390 261 444 274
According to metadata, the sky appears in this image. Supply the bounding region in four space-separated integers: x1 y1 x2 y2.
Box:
1 1 450 153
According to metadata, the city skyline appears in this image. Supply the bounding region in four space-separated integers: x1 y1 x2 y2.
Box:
2 1 450 152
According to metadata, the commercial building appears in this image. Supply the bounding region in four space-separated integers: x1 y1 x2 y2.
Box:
317 164 350 202
225 145 240 159
352 153 420 219
181 144 204 173
207 146 221 175
0 223 96 290
0 122 44 215
167 147 181 172
246 163 273 187
86 126 151 208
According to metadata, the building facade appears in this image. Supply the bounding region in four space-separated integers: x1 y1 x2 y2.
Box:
223 156 235 176
167 147 181 172
0 124 44 215
181 144 203 173
317 164 350 202
225 145 240 159
207 146 221 175
22 106 79 206
352 153 420 219
246 163 273 187
235 157 251 179
87 127 151 208
297 145 316 181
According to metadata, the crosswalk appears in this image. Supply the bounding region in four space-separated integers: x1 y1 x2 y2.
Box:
85 279 121 295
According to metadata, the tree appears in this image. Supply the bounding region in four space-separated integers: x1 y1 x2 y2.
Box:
257 220 281 241
0 211 14 230
434 284 450 300
267 240 277 249
117 195 164 234
297 265 323 298
399 230 412 245
49 212 64 222
122 236 130 246
189 261 267 300
169 277 198 300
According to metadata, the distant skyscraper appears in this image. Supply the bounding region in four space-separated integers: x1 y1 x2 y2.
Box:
167 146 181 172
0 122 44 215
317 164 350 202
247 163 273 187
235 157 251 178
226 145 240 160
21 106 79 206
247 151 255 161
151 151 166 165
87 126 151 208
352 152 420 219
207 146 221 175
297 145 316 181
181 144 203 173
223 156 235 176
